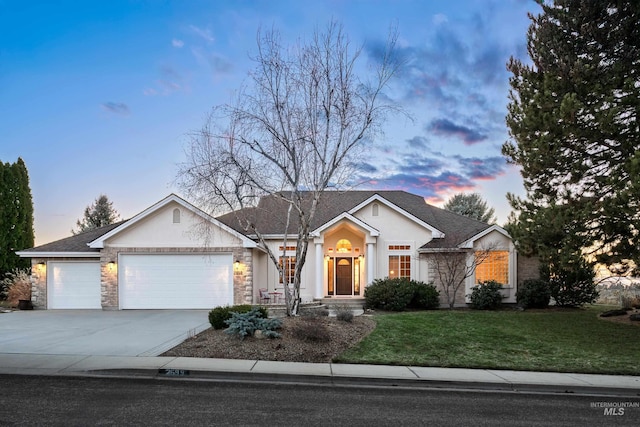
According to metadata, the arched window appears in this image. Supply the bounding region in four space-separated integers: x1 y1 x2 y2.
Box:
172 208 181 224
336 239 352 253
372 203 379 216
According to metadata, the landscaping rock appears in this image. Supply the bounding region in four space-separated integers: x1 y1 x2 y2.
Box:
599 309 628 317
629 313 640 322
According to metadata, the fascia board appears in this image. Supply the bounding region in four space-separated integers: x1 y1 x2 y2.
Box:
348 194 445 238
457 225 512 248
89 194 256 249
16 251 100 258
311 212 380 237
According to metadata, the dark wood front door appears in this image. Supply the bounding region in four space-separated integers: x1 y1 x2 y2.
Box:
336 258 352 295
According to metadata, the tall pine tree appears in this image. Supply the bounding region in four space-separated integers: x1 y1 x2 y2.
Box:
73 194 120 234
0 158 35 277
443 193 496 224
503 0 640 278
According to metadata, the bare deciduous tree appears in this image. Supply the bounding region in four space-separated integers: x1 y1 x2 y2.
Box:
178 21 400 315
427 243 503 309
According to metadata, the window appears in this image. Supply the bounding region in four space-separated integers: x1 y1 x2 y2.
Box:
388 255 411 279
388 244 411 251
172 208 180 223
336 239 352 253
279 256 296 284
475 251 509 285
372 203 379 216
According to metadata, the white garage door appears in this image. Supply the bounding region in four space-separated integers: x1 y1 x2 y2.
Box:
119 254 233 309
48 261 101 309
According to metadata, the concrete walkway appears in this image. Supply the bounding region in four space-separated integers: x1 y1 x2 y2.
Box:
0 353 638 396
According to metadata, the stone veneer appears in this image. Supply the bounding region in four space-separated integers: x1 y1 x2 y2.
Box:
517 254 540 285
100 246 254 309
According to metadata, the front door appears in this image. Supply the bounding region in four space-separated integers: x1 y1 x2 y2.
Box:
336 258 352 295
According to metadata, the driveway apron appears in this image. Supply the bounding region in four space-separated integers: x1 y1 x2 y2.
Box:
0 310 209 357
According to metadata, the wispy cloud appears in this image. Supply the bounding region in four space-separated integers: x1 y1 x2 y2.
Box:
432 13 448 25
354 145 509 203
189 25 215 43
101 102 129 116
407 136 429 149
144 65 186 96
172 38 184 48
191 47 233 76
428 118 487 145
455 156 507 180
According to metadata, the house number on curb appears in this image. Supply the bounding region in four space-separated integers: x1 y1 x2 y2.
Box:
158 369 190 376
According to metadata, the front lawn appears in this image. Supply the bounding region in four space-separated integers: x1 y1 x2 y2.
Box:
335 306 640 375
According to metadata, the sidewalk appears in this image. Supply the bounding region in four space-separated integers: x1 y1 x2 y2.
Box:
1 353 638 396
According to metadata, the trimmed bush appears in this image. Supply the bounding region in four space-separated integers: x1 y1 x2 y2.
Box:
469 280 504 310
224 307 282 340
410 281 441 309
516 279 551 309
208 304 268 329
365 278 440 311
332 305 354 323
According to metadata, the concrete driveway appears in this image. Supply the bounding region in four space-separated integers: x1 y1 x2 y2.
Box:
0 310 210 357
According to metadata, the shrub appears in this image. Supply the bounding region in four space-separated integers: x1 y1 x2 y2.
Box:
364 278 440 311
516 279 551 309
290 317 331 342
409 281 440 309
1 269 31 307
546 260 598 307
620 294 633 310
469 280 504 310
224 307 282 340
332 305 354 323
208 304 268 329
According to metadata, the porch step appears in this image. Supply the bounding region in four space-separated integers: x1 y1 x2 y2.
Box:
318 298 366 309
265 301 328 318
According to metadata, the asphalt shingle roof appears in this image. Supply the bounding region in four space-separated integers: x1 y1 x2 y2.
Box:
218 190 492 249
21 221 127 253
23 191 494 253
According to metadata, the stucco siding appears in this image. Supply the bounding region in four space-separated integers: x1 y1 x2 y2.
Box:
105 201 241 248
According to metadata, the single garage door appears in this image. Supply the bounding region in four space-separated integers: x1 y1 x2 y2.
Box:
119 253 233 309
48 261 101 309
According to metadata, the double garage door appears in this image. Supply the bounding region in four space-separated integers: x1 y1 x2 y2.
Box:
47 254 233 309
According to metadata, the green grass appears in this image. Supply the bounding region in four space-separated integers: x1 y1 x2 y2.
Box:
335 306 640 375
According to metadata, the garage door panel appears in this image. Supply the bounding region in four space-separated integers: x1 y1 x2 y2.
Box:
119 254 233 309
49 262 101 309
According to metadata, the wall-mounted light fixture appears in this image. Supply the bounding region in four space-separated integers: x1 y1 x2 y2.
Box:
234 259 241 272
108 261 116 271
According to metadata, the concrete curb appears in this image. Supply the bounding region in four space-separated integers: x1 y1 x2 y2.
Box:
1 353 638 397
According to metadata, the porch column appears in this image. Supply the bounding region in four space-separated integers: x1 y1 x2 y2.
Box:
315 242 323 299
366 242 375 285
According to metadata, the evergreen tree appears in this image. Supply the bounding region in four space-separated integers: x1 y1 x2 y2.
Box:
0 158 35 277
73 194 120 234
443 192 496 223
503 0 640 280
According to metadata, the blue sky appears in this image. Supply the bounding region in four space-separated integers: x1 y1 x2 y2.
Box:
1 0 539 245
